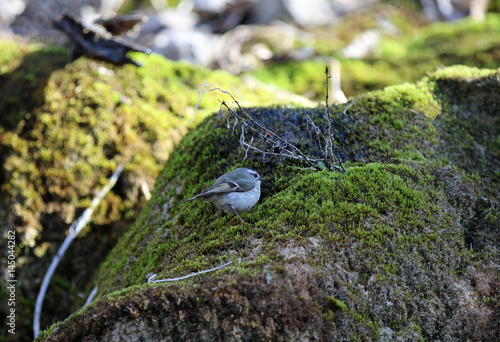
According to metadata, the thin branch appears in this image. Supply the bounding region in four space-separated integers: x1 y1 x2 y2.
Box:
306 116 334 172
324 66 333 163
190 83 212 125
148 261 233 283
33 164 124 338
336 147 346 173
240 140 324 162
342 99 357 115
241 126 254 161
325 66 332 121
324 66 344 172
205 85 346 172
83 286 99 307
220 100 323 171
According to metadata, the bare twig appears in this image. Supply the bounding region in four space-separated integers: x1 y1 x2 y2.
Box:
325 66 332 121
324 67 345 173
241 127 255 161
196 84 346 172
239 139 324 163
33 164 124 338
220 99 323 171
342 99 357 115
336 148 346 173
306 116 334 172
148 261 233 283
190 83 212 125
324 66 334 170
83 286 99 307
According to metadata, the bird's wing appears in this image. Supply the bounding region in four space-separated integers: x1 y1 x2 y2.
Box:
182 179 254 203
201 179 254 195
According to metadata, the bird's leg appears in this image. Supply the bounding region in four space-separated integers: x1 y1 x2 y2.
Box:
231 207 248 230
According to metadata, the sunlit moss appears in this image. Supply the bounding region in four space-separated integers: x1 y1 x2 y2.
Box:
59 64 499 341
0 37 308 249
250 13 500 101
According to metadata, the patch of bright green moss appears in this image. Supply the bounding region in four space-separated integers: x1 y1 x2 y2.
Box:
363 81 440 118
250 60 327 100
96 159 465 295
427 64 498 80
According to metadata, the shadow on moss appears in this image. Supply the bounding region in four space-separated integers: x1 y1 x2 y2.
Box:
0 48 67 129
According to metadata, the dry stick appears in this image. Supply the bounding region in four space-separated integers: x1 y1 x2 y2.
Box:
147 261 233 283
221 100 323 171
325 66 332 121
241 120 324 162
235 100 340 170
334 98 358 173
336 148 346 173
240 140 324 162
83 286 99 307
190 83 212 125
217 89 292 149
209 85 340 171
325 66 347 173
241 126 253 161
323 66 335 172
306 116 331 164
33 164 124 338
214 87 302 162
342 99 357 115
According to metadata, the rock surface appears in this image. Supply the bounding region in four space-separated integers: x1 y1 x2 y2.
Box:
36 65 499 341
0 36 310 342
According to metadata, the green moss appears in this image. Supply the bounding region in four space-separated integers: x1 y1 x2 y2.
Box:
427 64 497 80
0 37 308 248
328 296 348 311
249 12 500 101
96 159 465 296
36 64 499 341
1 37 318 342
251 60 328 100
363 81 440 118
95 64 499 297
0 38 40 74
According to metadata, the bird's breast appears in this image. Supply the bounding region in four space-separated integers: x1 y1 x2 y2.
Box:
216 187 260 214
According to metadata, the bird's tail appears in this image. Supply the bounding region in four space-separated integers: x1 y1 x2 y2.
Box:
180 196 197 204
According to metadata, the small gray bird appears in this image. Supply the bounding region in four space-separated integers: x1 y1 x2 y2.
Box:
182 168 263 225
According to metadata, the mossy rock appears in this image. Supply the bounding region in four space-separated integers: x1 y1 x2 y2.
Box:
36 65 499 341
0 37 312 342
0 37 310 248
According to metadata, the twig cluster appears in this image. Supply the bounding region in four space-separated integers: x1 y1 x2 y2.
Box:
214 68 348 173
220 98 326 171
304 66 347 173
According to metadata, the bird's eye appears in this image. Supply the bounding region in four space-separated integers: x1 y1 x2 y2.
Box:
253 173 259 178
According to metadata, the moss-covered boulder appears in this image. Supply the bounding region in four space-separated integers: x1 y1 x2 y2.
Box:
36 65 499 341
0 37 312 342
